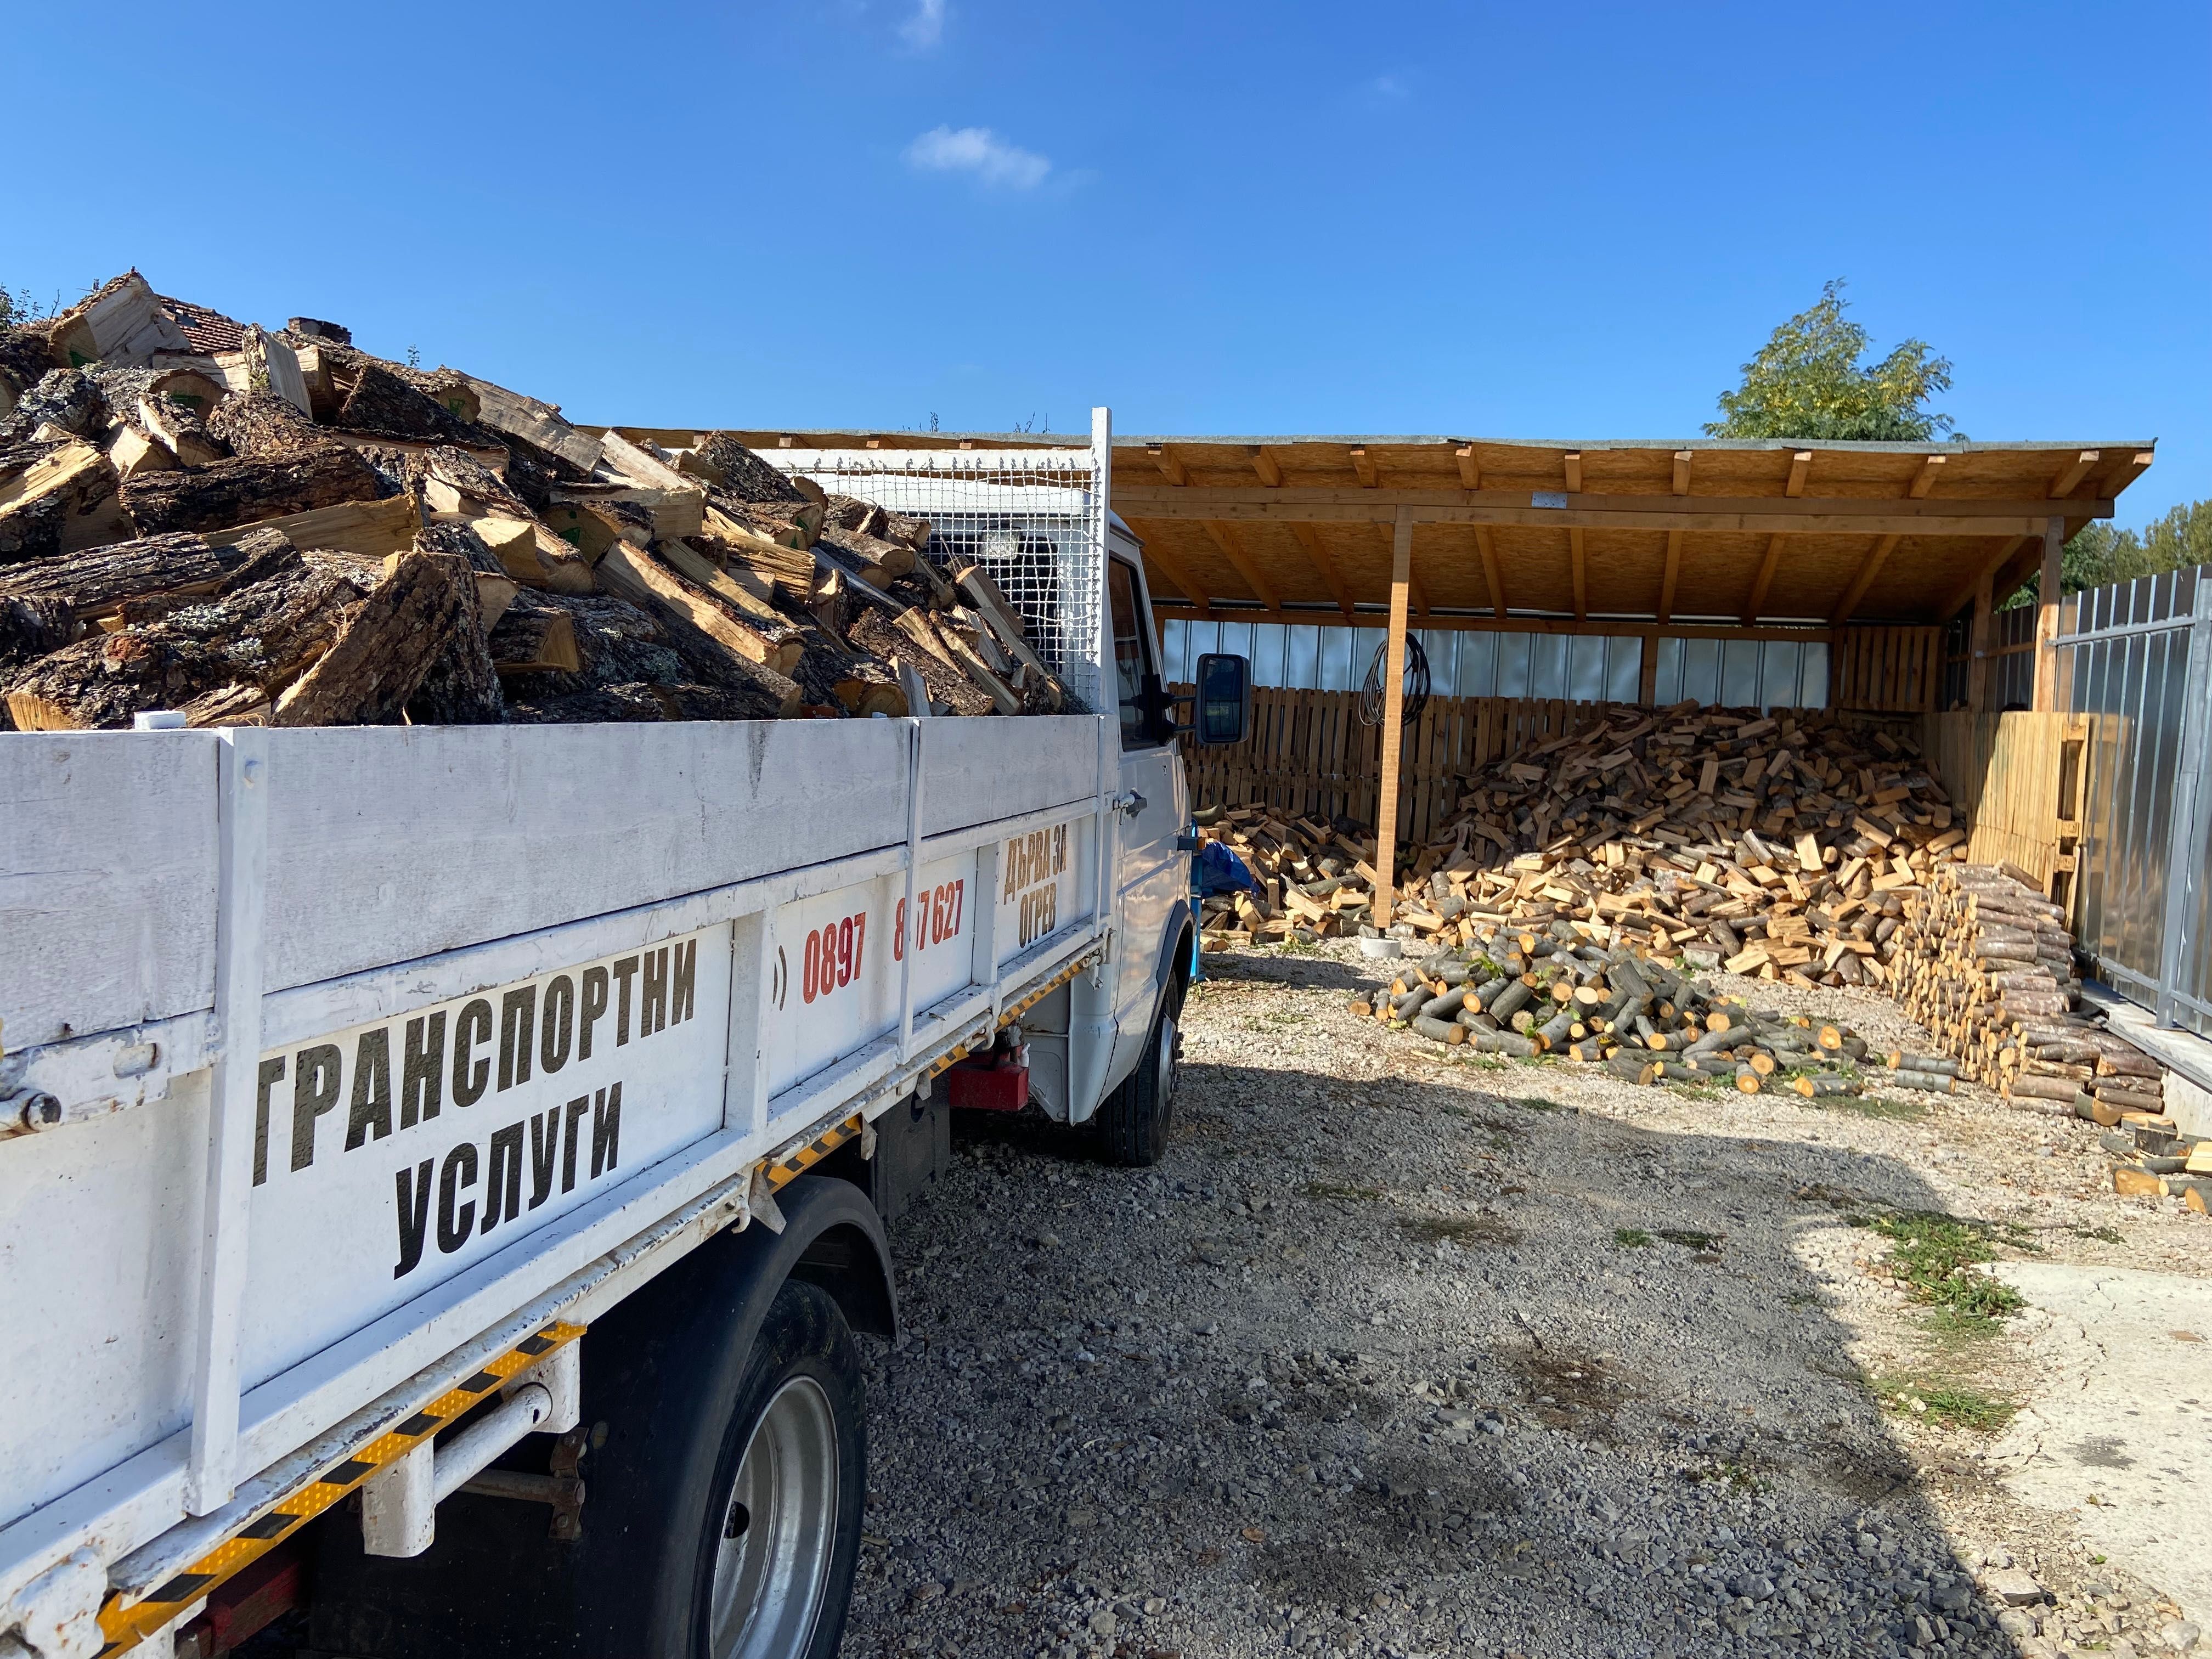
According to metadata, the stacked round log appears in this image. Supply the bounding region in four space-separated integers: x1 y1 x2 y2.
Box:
1348 918 1910 1097
1887 863 2089 1102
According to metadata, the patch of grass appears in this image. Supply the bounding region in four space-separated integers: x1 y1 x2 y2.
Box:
1398 1214 1521 1246
1657 1228 1723 1252
1863 1210 2027 1322
1614 1228 1654 1248
1782 1291 1820 1308
1922 1307 2008 1342
2073 1225 2125 1245
1823 1093 1927 1122
1874 1376 2017 1432
1515 1095 1565 1113
1301 1180 1385 1203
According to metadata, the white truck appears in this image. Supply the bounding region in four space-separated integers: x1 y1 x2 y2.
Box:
0 416 1251 1659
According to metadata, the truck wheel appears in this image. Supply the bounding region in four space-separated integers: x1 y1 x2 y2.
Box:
1096 990 1180 1167
688 1281 864 1659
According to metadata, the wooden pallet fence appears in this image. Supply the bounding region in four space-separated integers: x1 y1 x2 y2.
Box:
1832 624 1943 713
1173 686 1611 837
1920 709 2090 902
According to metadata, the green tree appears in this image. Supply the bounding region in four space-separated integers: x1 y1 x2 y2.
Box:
0 285 48 328
1706 279 1956 442
2008 499 2212 605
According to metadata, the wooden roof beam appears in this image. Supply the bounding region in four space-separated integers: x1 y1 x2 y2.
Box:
2048 449 2101 499
1829 534 1903 625
1474 525 1506 619
1285 521 1356 617
1743 534 1785 623
1349 446 1378 488
1249 445 1283 487
2103 450 2155 496
1785 451 1812 498
1672 451 1691 496
1562 451 1583 493
1909 454 1946 498
1199 520 1281 610
1146 443 1188 486
1657 529 1682 625
1455 444 1480 490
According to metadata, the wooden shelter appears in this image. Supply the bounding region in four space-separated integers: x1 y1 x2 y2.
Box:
665 426 2155 923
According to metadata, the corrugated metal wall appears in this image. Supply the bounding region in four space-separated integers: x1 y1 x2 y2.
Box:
1160 620 1829 710
2058 565 2212 1035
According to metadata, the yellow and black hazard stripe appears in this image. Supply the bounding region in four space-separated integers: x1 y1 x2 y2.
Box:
997 953 1093 1030
96 1321 586 1657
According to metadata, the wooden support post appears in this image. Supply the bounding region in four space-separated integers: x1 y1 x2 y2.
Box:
2033 515 2064 710
1637 633 1658 706
1967 568 1995 713
1372 507 1414 930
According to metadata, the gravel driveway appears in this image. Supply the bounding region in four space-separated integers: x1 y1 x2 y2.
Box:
844 944 2208 1659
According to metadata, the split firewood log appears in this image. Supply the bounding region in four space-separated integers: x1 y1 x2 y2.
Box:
0 369 109 444
211 495 422 562
271 545 478 726
399 524 509 725
682 433 806 504
7 548 366 730
0 530 253 616
134 371 230 466
207 391 328 458
1 441 128 559
595 540 801 675
335 360 477 443
121 442 385 537
850 608 992 715
500 592 791 724
488 591 583 674
417 444 532 518
461 375 603 474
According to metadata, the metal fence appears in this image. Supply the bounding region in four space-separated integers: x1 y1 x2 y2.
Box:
1160 620 1829 710
768 411 1111 713
2057 564 2212 1034
1939 602 2037 711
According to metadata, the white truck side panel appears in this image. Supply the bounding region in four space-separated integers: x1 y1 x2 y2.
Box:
258 722 912 998
0 716 1122 1607
0 732 220 1050
0 1079 208 1533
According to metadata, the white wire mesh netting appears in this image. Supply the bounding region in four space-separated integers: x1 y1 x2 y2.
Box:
766 444 1107 714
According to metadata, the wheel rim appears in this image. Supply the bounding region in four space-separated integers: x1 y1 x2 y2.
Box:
708 1375 840 1659
1156 1013 1178 1108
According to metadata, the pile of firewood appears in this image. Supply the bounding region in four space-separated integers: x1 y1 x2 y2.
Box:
1348 924 1961 1097
0 272 1065 731
1887 864 2083 1096
1198 703 1958 991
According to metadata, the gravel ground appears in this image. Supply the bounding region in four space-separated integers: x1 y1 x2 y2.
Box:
844 943 2209 1659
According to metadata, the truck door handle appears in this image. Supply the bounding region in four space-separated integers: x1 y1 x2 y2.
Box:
1113 791 1147 818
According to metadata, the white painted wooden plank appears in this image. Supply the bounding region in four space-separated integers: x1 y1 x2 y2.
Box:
0 733 219 1048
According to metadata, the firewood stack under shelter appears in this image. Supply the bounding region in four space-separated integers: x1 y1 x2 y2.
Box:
0 273 1067 731
1198 701 1956 992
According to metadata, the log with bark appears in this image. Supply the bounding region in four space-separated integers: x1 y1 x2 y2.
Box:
683 432 807 504
207 390 328 458
121 442 385 536
6 546 365 730
595 539 805 686
850 607 992 715
488 591 583 674
0 530 252 617
501 592 788 725
0 369 109 444
272 544 481 726
400 524 509 725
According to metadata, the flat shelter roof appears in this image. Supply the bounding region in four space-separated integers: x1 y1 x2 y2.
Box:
605 427 2158 630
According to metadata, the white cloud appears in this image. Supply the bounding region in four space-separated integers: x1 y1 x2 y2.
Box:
904 125 1052 190
899 0 945 49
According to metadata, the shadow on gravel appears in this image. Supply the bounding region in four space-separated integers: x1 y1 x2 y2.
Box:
850 1020 2045 1659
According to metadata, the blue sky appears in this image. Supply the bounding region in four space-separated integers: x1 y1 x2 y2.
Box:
6 0 2205 524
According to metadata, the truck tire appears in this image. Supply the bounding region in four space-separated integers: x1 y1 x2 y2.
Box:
304 1183 885 1659
682 1279 865 1658
1095 988 1181 1167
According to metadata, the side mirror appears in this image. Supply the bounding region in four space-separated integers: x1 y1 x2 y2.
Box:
1192 653 1252 746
